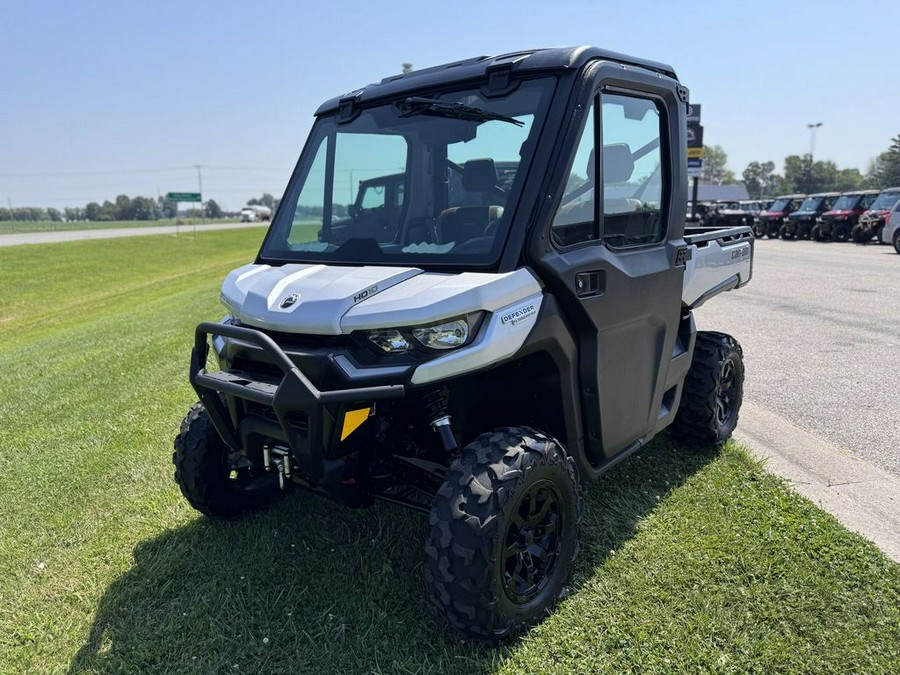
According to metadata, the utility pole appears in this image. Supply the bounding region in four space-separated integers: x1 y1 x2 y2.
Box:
194 164 204 216
806 122 822 193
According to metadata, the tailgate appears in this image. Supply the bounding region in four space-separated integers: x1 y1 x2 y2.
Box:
682 226 754 308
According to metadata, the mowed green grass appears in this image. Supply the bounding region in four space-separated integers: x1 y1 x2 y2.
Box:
0 219 240 234
1 230 898 674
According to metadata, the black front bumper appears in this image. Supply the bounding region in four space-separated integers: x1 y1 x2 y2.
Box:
190 322 405 485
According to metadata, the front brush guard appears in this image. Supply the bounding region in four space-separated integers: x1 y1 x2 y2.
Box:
189 321 404 483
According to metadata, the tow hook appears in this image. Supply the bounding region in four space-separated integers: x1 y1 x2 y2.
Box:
263 445 293 489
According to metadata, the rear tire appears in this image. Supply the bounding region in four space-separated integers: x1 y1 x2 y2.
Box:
670 332 744 447
424 427 581 641
812 225 828 242
894 230 900 254
173 402 282 518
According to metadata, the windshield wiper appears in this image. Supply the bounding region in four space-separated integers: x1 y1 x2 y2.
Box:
396 96 524 127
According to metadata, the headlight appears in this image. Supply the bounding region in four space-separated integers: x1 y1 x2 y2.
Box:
412 319 469 350
364 315 480 354
368 329 411 353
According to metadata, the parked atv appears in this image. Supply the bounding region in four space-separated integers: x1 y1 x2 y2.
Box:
754 195 804 239
812 190 879 242
851 187 900 243
173 46 754 641
780 192 839 239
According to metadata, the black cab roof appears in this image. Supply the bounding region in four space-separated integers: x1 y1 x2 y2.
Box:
316 46 678 116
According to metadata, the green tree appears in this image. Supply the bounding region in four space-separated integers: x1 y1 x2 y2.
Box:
702 145 737 185
114 194 133 220
203 199 223 219
867 135 900 188
46 207 62 221
64 207 84 221
742 161 778 198
131 196 156 221
99 200 117 221
85 202 102 221
249 193 277 209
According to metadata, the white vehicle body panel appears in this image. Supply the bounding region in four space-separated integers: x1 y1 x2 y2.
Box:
410 292 543 385
682 235 752 307
341 269 541 330
221 263 541 336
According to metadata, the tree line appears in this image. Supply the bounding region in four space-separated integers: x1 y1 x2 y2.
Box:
701 134 900 198
0 193 283 223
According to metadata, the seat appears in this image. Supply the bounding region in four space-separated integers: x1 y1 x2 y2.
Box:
437 159 505 244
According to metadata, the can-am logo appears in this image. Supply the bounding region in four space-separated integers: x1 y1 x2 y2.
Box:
353 285 378 303
279 293 300 309
501 303 536 326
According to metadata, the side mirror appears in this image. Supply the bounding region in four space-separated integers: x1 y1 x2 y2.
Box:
348 204 360 218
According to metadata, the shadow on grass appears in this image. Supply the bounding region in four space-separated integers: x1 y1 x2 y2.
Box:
68 436 718 675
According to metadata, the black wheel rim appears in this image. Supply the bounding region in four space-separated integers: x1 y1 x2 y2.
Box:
715 358 739 427
501 480 563 604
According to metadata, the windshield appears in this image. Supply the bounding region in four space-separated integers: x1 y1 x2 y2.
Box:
832 194 861 210
797 196 823 211
259 78 555 267
768 198 792 212
869 190 900 211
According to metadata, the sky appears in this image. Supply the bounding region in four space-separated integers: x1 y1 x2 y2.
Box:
2 0 898 212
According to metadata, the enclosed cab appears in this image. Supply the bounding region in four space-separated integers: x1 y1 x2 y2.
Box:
754 194 805 239
812 190 880 242
852 187 900 243
781 192 839 240
173 46 754 640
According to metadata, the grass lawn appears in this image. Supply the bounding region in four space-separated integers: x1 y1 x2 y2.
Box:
1 229 898 674
0 218 239 235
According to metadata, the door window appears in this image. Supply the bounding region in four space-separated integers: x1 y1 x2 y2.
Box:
600 93 666 247
551 92 667 248
550 102 597 247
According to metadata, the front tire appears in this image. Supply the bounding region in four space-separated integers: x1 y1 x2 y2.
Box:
173 402 282 518
851 224 871 244
832 224 851 242
425 427 581 641
893 230 900 254
670 332 744 447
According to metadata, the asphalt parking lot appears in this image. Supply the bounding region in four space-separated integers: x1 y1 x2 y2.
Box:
696 238 900 477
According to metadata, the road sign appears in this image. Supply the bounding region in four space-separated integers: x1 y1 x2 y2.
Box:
688 157 703 178
686 104 701 125
166 192 202 202
687 147 705 159
687 123 703 150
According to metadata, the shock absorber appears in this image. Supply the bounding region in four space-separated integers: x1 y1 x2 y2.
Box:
421 388 457 452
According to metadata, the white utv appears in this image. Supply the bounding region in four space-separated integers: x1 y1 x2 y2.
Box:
174 46 754 641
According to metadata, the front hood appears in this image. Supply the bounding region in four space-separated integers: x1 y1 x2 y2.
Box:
221 263 541 334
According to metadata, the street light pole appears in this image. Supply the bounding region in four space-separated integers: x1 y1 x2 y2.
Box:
806 122 822 193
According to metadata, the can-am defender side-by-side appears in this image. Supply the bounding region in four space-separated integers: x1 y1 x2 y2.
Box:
811 190 880 242
780 192 839 240
173 47 754 641
754 194 805 239
852 187 900 244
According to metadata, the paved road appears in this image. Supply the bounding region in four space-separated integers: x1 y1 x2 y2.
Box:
0 221 268 247
696 238 900 477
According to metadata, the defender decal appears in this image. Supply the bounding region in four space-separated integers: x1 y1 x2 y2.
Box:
501 303 537 326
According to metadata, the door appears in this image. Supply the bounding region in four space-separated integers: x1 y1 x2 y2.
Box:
532 66 688 465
